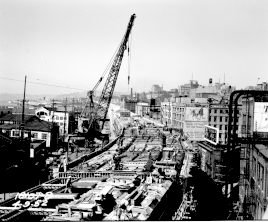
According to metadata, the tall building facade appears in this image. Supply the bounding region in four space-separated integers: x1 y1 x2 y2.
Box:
178 80 199 96
122 98 138 113
151 84 162 93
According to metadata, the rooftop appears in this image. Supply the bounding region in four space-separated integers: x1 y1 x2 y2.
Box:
0 115 53 132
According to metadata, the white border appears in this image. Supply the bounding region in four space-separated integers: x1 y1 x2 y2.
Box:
204 125 219 145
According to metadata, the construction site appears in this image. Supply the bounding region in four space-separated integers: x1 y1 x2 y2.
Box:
0 9 268 221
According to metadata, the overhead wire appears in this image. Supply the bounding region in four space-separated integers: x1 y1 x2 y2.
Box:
27 76 86 91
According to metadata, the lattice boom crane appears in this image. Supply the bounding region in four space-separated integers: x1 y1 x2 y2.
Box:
83 14 136 144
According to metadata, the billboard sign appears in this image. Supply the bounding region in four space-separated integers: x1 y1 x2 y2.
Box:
254 102 268 132
204 125 219 145
183 121 206 141
185 107 208 122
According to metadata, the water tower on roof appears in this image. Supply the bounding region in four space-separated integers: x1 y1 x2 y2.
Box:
209 78 213 86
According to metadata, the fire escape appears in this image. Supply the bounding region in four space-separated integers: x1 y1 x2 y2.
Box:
226 90 268 220
237 95 254 219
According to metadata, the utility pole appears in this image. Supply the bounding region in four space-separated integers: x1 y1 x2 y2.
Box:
64 98 67 135
51 99 56 151
21 76 27 140
52 99 56 123
72 97 74 113
72 97 75 134
15 100 19 130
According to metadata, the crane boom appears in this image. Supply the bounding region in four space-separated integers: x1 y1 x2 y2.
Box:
86 14 136 141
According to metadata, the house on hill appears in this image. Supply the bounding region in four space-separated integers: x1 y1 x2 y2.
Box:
0 114 59 147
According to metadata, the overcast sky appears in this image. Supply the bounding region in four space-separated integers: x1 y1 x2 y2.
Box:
0 0 268 96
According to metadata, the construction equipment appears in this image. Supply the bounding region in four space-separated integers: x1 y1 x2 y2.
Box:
77 14 136 147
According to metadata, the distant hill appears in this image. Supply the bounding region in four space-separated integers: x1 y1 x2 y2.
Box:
0 91 126 103
0 93 56 102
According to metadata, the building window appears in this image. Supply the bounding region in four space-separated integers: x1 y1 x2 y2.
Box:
266 167 268 197
225 117 228 122
56 116 59 120
220 117 222 122
41 133 47 140
260 165 264 191
252 157 256 178
12 130 20 137
209 117 211 122
214 110 217 114
32 133 38 138
64 117 67 120
225 125 228 131
214 125 217 128
214 117 217 122
257 162 261 183
60 122 63 126
220 110 223 114
60 117 63 120
225 110 228 114
219 125 222 130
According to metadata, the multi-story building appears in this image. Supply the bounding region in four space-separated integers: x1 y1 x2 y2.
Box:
161 98 208 141
173 103 208 141
136 102 161 119
208 104 241 144
35 107 69 135
151 84 162 93
161 102 172 126
179 80 199 96
238 96 268 220
245 81 268 91
0 114 55 147
122 98 138 113
178 83 191 96
195 85 220 98
135 102 150 116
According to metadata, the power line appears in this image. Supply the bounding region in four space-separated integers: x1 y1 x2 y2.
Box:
0 76 87 91
27 76 86 90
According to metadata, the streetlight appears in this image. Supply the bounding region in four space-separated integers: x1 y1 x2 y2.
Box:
4 165 18 200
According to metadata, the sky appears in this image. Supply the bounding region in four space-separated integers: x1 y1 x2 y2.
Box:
0 0 268 96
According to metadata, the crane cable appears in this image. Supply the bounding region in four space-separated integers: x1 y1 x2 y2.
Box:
81 42 121 117
82 31 129 117
92 39 122 92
